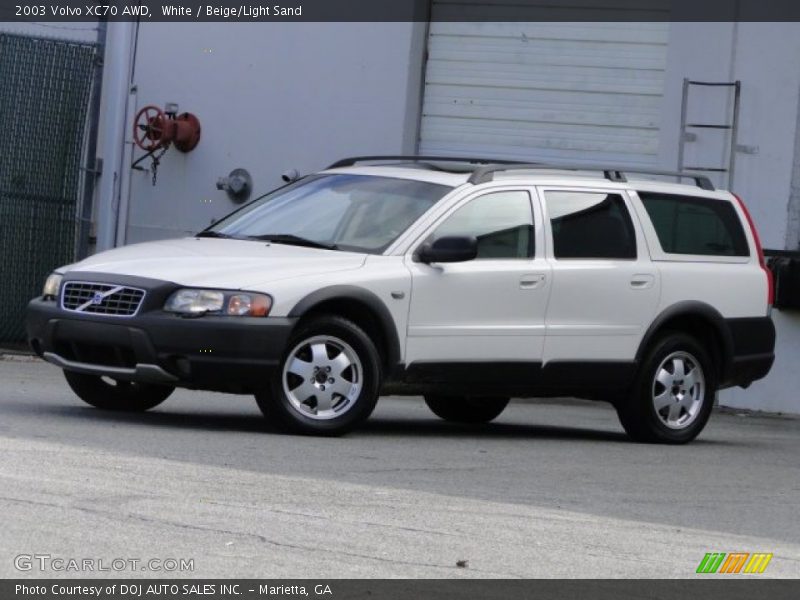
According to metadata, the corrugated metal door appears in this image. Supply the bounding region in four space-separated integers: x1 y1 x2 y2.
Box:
419 13 669 165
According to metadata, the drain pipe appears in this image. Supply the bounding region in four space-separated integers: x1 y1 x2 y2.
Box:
76 19 106 260
95 21 135 252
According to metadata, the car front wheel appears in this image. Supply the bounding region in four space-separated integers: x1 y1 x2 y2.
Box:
424 395 509 424
63 370 174 411
255 315 381 436
617 332 716 444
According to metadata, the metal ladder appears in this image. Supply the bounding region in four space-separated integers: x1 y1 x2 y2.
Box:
677 79 741 189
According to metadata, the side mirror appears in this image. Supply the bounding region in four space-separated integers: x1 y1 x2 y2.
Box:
417 236 478 264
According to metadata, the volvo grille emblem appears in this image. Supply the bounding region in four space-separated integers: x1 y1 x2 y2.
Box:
64 283 141 317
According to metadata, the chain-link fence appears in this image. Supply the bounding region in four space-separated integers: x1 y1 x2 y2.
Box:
0 32 98 343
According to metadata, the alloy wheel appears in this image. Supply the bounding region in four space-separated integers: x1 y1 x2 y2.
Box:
652 351 706 430
281 335 363 420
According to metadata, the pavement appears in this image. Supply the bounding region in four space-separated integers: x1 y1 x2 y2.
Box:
1 354 799 578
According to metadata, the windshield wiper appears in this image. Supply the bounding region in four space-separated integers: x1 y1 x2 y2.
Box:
195 231 234 239
245 233 337 250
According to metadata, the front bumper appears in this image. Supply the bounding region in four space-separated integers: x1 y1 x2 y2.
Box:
26 276 296 392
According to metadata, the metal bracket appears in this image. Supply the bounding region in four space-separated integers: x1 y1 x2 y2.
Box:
80 157 103 176
216 168 253 203
735 144 759 155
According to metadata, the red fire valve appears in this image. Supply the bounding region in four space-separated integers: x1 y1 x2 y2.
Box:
133 105 201 153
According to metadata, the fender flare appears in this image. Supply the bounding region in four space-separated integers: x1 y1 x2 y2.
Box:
635 301 734 376
288 285 402 368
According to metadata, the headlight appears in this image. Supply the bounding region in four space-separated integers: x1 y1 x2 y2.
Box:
42 273 63 299
164 289 272 317
164 289 225 314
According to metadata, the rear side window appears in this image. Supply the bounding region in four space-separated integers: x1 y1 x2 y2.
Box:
545 191 637 259
638 192 749 257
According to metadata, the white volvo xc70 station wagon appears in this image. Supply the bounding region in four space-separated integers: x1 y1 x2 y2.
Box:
27 157 776 443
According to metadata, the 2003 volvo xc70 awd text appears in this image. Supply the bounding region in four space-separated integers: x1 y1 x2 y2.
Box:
26 157 776 443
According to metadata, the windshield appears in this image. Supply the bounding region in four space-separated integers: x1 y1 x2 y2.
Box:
206 174 452 254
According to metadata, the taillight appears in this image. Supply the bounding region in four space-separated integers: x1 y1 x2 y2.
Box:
734 194 774 307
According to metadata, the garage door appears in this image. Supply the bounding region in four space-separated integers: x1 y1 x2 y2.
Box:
419 12 669 166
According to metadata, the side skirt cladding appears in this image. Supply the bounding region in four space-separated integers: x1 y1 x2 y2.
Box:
389 361 638 401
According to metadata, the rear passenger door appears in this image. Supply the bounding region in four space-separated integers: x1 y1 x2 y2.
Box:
539 187 660 364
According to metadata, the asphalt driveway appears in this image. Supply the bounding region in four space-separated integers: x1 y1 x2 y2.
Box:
1 355 798 578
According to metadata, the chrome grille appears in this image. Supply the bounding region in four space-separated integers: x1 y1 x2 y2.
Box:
61 282 145 317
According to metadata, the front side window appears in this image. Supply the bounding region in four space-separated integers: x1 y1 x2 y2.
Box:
207 174 452 254
546 191 637 260
429 191 534 259
638 192 749 257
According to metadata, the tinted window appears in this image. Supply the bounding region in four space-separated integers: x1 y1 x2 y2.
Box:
639 192 749 257
431 191 534 259
546 191 637 259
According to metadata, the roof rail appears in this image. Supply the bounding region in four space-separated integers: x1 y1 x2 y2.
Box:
468 163 715 191
327 156 715 191
327 155 527 169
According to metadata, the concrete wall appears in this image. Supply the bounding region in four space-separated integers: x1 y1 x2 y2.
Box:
117 22 425 243
787 83 800 251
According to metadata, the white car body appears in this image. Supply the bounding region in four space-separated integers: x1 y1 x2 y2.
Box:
65 166 768 365
26 160 776 441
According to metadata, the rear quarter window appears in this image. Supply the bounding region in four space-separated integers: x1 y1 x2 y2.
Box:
638 192 749 257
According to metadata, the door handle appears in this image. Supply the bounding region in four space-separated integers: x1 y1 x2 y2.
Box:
520 274 545 289
630 274 655 289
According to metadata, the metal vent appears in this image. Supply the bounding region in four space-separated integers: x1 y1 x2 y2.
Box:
61 282 145 317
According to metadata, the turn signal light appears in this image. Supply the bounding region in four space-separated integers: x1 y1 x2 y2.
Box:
226 293 272 317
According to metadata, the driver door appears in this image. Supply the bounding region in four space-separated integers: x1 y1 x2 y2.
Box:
404 188 551 371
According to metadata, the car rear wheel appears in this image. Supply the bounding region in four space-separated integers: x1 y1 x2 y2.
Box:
617 332 716 444
255 315 381 436
63 370 174 411
424 395 509 424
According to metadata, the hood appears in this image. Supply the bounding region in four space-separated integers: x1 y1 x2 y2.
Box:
65 237 367 289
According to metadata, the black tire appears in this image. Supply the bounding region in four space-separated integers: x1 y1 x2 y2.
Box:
424 395 510 424
63 370 174 412
617 332 716 444
255 315 382 436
